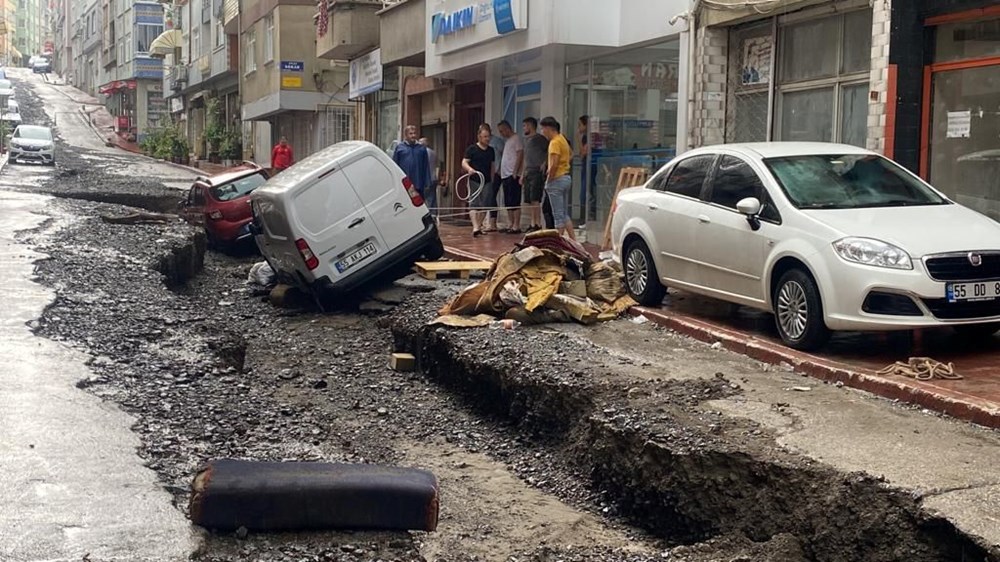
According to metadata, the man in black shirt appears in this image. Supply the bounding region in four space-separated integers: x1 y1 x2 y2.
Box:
461 126 496 237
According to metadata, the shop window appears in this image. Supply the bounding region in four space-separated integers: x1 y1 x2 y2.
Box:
780 87 834 142
664 155 713 199
841 10 873 74
502 79 541 130
934 16 1000 63
781 17 838 82
727 23 771 143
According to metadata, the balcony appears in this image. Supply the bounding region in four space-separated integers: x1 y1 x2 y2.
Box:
211 40 237 77
222 0 238 33
378 0 423 66
315 0 381 60
101 46 116 69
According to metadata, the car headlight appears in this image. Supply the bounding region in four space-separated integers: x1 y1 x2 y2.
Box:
833 237 912 270
9 141 20 148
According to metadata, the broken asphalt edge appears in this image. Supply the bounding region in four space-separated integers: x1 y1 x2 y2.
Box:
387 297 998 559
442 244 1000 430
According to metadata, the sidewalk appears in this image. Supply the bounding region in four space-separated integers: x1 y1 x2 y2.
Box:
438 220 1000 428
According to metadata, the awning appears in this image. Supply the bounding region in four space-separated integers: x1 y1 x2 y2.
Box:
99 80 137 95
148 29 182 58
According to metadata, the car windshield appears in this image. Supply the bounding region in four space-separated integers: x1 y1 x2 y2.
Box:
763 154 949 210
17 127 52 140
210 172 267 201
0 80 11 89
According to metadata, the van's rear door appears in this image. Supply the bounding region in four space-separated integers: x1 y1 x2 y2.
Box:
341 152 426 250
292 168 386 281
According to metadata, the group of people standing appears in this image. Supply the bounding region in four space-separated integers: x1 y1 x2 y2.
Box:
390 115 579 241
460 116 576 240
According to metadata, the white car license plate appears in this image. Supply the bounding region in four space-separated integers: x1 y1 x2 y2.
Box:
947 280 1000 303
335 242 377 273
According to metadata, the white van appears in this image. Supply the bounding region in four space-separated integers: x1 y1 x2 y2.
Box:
250 140 443 298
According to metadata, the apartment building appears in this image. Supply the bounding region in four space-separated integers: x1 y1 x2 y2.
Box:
0 0 18 66
73 0 106 96
100 0 166 141
161 0 240 160
239 0 353 166
16 0 44 62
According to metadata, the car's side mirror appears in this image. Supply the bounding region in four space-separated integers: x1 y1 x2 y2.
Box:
736 196 762 231
178 199 187 209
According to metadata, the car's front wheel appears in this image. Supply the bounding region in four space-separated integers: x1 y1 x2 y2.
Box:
623 238 665 306
773 269 829 351
952 322 1000 340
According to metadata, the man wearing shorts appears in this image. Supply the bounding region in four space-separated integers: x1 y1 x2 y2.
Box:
540 116 575 240
497 120 523 234
521 117 549 232
461 126 496 237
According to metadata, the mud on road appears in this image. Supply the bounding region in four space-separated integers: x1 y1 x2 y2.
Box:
6 74 998 562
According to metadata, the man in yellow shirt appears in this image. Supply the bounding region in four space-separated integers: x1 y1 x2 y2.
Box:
539 116 575 240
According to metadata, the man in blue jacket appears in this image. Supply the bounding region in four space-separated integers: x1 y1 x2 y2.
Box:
392 125 431 207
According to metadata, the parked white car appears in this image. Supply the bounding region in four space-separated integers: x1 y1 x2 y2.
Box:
611 142 1000 350
8 124 55 165
251 140 443 301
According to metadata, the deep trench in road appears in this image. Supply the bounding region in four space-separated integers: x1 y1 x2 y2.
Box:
5 75 996 562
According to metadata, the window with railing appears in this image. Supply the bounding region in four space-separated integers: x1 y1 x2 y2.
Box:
136 23 162 55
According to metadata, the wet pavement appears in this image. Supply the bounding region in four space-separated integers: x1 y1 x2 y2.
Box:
436 220 1000 426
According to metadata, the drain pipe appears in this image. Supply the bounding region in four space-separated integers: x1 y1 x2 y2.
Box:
670 0 701 153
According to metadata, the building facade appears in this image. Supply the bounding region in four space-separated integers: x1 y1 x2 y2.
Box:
376 0 690 239
100 0 166 141
239 0 353 167
16 0 45 62
0 0 18 66
73 0 106 96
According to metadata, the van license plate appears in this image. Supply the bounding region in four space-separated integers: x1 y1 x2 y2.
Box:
336 242 377 273
947 280 1000 303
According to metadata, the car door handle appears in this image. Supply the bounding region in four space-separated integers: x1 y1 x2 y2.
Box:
647 203 659 211
348 217 365 229
698 215 711 224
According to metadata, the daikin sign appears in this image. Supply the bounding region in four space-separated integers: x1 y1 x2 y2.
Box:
429 0 527 54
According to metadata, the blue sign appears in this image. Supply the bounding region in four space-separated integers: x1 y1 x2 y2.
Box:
431 5 475 43
280 61 304 72
493 0 515 35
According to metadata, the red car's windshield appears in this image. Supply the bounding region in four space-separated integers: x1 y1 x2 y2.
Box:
210 172 267 202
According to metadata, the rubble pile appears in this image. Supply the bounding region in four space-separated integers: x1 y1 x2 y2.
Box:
435 230 636 326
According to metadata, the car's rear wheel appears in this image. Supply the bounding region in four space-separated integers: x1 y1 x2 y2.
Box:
623 238 665 306
773 269 829 351
952 322 1000 340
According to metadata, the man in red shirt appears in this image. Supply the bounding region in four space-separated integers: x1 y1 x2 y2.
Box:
271 137 294 174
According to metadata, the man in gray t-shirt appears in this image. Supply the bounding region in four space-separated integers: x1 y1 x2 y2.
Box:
520 117 550 232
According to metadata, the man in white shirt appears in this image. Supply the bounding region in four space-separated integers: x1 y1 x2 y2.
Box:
497 120 524 233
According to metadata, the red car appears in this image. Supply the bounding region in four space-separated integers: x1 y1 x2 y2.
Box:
179 164 270 248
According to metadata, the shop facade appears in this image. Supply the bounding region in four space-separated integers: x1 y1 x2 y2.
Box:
889 1 1000 221
421 0 690 239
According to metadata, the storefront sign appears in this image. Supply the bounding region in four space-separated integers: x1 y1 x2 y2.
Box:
170 97 184 113
281 61 304 72
947 110 971 138
349 48 383 100
429 0 527 55
633 63 679 91
740 36 771 86
281 75 303 89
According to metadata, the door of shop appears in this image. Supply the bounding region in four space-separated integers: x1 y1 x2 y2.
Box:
922 12 1000 221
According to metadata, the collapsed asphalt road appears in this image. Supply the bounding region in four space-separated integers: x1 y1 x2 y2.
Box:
2 70 998 562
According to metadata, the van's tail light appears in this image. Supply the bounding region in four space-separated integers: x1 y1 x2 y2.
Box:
295 238 319 270
402 176 424 207
208 210 223 220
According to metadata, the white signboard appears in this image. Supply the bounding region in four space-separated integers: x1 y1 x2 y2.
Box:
349 48 383 100
428 0 528 55
946 110 971 139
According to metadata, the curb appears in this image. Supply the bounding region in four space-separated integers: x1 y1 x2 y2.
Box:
442 244 1000 429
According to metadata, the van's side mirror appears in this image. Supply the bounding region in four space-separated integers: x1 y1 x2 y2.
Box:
736 197 762 231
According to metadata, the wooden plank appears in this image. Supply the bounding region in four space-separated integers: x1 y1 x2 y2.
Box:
414 260 493 280
601 167 649 250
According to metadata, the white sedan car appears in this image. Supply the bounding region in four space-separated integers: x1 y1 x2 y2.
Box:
611 142 1000 350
